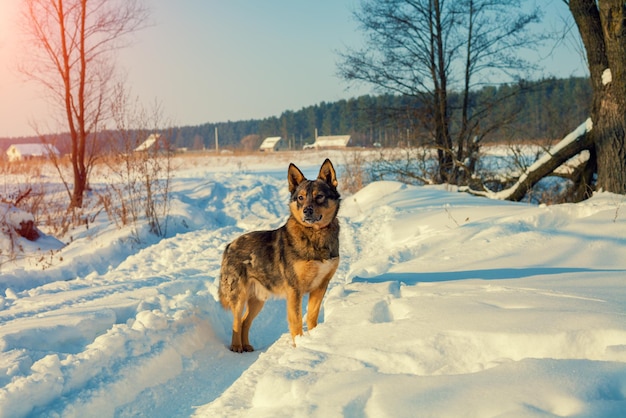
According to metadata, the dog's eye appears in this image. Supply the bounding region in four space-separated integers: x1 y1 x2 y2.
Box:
316 195 325 203
297 195 305 202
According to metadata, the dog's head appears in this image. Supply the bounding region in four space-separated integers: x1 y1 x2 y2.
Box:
288 159 340 229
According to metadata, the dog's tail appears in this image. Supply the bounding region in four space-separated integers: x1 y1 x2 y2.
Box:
218 244 237 309
218 266 230 310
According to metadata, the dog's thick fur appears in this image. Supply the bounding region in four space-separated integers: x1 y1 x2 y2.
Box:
218 159 340 352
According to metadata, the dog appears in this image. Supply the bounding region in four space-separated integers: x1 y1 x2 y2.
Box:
218 159 340 352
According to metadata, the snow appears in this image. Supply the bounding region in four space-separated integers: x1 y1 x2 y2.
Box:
603 68 612 86
1 151 626 417
1 203 34 230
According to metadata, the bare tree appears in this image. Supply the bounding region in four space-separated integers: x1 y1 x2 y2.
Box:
20 0 149 209
338 0 455 182
337 0 541 184
454 0 541 183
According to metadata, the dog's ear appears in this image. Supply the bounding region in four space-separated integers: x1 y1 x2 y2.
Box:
317 159 338 189
288 163 306 193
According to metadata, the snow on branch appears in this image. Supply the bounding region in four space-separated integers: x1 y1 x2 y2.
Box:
464 118 594 201
1 202 40 241
602 68 612 85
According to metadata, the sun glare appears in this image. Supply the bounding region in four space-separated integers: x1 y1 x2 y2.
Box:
0 1 20 45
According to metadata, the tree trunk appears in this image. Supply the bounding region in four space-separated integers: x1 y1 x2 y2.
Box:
71 163 87 208
568 145 596 202
595 0 626 193
433 0 453 183
595 84 626 193
569 0 626 194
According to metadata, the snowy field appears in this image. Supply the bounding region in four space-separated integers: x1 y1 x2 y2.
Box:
1 150 626 417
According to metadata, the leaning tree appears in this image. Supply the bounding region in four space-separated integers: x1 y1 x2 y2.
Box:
475 0 626 201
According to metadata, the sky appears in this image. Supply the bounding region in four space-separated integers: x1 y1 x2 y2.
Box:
0 0 587 138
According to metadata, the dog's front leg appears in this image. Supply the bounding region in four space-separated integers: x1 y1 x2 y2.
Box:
306 280 331 331
286 288 303 345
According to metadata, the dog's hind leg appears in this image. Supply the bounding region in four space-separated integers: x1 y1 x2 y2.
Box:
229 298 247 353
240 296 264 352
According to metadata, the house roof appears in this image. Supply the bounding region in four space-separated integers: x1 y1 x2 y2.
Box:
134 134 160 152
312 135 350 148
7 143 60 157
259 136 282 150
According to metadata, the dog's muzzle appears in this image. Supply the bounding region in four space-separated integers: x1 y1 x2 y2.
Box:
303 205 322 223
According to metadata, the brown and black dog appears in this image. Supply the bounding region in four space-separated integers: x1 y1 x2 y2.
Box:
218 159 340 352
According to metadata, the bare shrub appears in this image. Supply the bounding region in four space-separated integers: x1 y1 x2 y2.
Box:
240 135 261 152
340 150 368 194
103 85 173 241
369 146 438 185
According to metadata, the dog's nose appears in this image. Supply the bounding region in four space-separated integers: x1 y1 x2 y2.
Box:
303 205 314 217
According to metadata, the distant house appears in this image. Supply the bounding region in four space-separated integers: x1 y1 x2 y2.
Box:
259 136 283 152
135 133 168 153
6 143 60 162
303 135 351 150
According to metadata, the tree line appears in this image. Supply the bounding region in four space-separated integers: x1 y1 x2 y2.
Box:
167 76 591 150
0 75 592 154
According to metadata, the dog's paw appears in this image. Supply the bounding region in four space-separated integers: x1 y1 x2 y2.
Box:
230 344 243 353
230 344 255 353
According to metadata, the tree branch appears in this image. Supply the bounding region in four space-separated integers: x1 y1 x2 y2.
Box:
464 118 594 201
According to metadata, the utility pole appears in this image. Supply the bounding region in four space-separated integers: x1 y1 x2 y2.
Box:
215 126 219 154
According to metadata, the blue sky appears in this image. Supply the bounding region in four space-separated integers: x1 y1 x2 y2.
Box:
0 0 587 137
